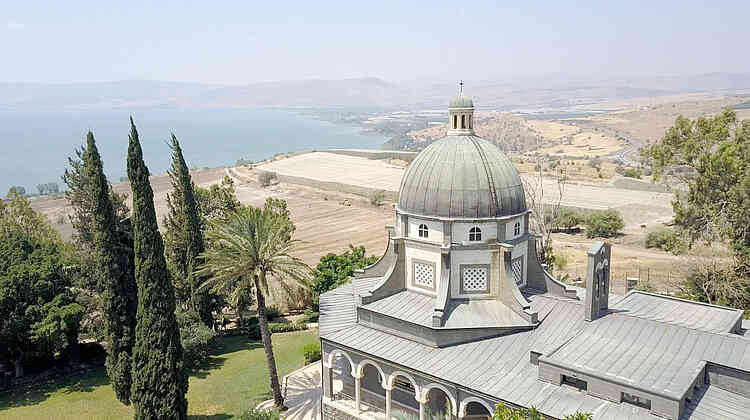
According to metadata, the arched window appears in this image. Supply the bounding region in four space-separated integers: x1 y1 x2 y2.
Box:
418 224 429 238
514 220 521 236
469 226 482 241
461 114 466 129
453 115 458 129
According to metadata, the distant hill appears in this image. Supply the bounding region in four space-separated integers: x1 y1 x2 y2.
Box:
2 73 749 111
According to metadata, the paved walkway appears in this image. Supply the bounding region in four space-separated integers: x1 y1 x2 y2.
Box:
282 362 323 420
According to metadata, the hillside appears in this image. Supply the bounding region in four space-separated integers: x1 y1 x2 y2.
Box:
406 112 543 152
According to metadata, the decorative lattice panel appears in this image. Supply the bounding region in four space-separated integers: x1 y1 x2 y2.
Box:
413 262 434 289
512 257 524 286
462 267 488 292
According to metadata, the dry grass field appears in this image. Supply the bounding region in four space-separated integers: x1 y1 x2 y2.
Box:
570 97 750 145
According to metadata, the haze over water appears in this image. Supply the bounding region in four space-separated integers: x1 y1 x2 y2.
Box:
0 108 386 196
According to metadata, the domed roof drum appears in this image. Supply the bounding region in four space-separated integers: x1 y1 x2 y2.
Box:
449 93 474 108
397 136 527 219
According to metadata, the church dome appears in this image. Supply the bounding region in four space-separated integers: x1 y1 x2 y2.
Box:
397 135 527 219
449 93 474 108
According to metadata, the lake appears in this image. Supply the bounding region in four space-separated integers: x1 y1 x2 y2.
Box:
0 107 387 196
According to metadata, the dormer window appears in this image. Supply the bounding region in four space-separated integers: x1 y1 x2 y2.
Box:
514 220 521 237
469 226 482 241
418 224 429 238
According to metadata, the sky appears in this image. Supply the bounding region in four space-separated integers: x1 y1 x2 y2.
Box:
2 1 749 85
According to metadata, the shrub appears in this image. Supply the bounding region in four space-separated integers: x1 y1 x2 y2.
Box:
268 321 308 334
370 190 386 206
550 208 585 231
623 168 641 179
645 229 685 254
265 305 283 321
240 409 280 420
176 309 217 368
584 210 624 238
554 253 569 270
303 308 319 323
258 171 277 187
303 343 321 364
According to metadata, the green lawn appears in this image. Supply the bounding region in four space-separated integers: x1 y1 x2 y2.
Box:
0 330 319 420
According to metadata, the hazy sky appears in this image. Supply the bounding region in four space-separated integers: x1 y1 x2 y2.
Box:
3 1 749 84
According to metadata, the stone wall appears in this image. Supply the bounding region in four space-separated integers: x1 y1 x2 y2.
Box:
323 402 361 420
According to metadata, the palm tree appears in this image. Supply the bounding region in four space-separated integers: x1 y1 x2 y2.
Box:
196 204 310 409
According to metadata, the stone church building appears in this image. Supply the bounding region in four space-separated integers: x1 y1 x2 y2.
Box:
318 93 750 420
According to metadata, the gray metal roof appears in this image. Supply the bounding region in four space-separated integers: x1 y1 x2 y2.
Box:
320 280 750 419
544 314 750 400
397 136 527 219
361 290 528 328
612 291 743 334
449 93 474 108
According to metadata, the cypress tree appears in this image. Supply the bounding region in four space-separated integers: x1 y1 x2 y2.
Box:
127 118 188 419
82 131 138 405
164 134 212 326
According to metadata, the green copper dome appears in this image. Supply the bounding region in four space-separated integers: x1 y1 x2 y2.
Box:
397 136 527 219
449 93 474 109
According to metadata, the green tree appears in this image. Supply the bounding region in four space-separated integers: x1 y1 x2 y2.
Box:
68 132 139 405
312 245 377 308
195 175 241 223
0 190 58 244
0 199 81 378
645 109 750 258
127 118 188 420
491 403 591 420
584 209 624 238
197 203 311 409
63 134 134 344
163 134 212 327
644 110 750 309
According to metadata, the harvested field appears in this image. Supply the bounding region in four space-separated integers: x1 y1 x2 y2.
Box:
250 152 673 225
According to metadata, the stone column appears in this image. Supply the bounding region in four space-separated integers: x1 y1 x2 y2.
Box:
419 399 425 420
322 363 333 399
385 385 393 420
354 373 362 413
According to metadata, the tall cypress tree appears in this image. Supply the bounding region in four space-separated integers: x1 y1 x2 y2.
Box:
127 118 188 420
82 131 138 405
164 134 212 326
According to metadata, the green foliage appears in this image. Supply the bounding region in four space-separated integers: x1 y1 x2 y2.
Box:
584 209 624 238
491 403 591 420
8 186 26 196
176 309 216 368
679 260 750 309
645 229 686 254
194 175 241 223
312 245 378 309
0 227 78 377
549 207 585 231
163 134 213 327
622 168 641 179
64 131 139 405
303 343 321 364
265 305 282 321
36 182 60 196
643 110 750 311
268 321 307 334
553 253 569 270
643 109 750 255
303 308 319 323
370 189 386 206
127 118 188 419
0 190 59 244
258 171 277 187
196 200 311 408
239 409 280 420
